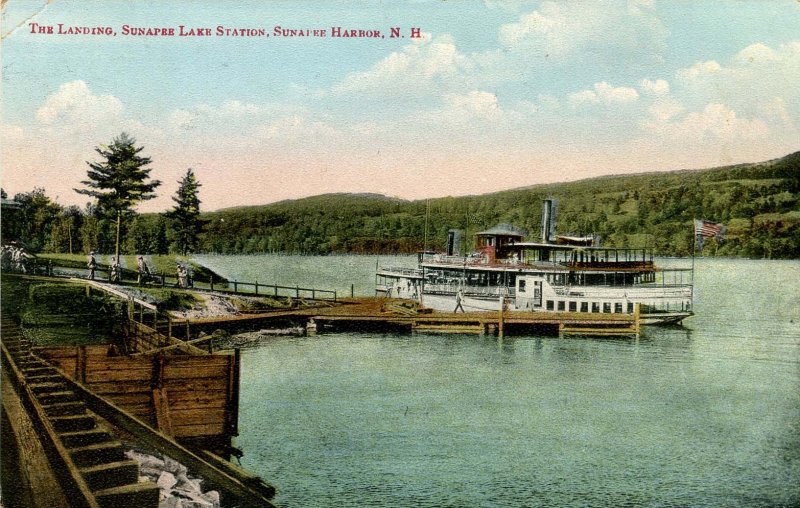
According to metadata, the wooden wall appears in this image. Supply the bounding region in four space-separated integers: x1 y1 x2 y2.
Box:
36 346 239 440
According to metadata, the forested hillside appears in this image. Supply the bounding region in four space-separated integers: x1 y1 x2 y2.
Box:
4 151 798 258
198 152 800 258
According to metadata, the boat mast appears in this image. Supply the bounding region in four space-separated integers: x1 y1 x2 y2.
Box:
423 198 430 253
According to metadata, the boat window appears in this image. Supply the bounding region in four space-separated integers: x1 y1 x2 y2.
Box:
627 302 634 313
546 300 554 311
518 280 526 293
569 301 577 312
580 302 588 312
603 302 611 313
615 303 623 313
592 302 600 313
557 301 565 311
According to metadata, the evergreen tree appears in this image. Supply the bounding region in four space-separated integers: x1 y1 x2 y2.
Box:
75 133 160 258
166 168 203 255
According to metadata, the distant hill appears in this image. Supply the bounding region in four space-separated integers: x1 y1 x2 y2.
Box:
197 151 800 258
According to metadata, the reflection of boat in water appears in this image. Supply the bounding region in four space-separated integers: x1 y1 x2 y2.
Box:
377 199 693 326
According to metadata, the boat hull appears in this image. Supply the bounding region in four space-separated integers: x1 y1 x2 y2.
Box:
414 291 692 326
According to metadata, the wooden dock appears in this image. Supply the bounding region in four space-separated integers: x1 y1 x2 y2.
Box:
176 297 640 338
78 277 639 338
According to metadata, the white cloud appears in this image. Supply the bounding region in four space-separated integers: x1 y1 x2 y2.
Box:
648 98 684 122
644 103 769 142
36 80 124 126
640 78 670 96
333 34 473 96
168 100 277 131
675 40 800 126
569 82 639 106
442 91 502 121
676 60 721 82
498 0 667 59
734 42 779 65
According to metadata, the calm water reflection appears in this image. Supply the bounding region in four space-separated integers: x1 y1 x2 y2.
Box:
195 256 800 507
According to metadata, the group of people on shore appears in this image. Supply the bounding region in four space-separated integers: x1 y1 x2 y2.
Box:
86 251 190 288
1 243 34 273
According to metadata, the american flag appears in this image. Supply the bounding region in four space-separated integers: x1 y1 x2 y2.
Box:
694 219 725 238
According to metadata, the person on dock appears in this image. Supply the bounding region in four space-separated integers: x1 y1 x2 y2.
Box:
454 288 465 313
110 256 121 283
87 251 97 280
137 255 150 286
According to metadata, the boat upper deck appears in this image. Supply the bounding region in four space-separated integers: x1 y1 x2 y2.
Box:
416 253 659 273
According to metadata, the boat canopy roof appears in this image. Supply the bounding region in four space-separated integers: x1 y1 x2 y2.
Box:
476 223 527 237
510 242 649 253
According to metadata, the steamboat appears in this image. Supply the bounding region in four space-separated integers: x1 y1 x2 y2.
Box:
376 199 693 326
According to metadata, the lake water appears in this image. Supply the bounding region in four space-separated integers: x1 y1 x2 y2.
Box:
194 255 800 507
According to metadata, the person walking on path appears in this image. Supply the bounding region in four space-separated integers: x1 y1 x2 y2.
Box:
176 263 188 288
137 255 150 286
109 256 120 283
454 288 465 313
87 251 97 280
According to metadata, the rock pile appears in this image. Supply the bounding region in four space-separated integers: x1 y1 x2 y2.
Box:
126 449 222 508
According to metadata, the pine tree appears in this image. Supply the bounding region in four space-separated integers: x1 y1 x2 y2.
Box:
75 133 161 258
166 168 203 255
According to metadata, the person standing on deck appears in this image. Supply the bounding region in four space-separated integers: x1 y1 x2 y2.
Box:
454 288 465 313
87 251 97 280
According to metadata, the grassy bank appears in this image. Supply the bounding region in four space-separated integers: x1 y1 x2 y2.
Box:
35 253 228 284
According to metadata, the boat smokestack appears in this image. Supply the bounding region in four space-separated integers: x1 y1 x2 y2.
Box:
541 198 558 243
446 229 463 256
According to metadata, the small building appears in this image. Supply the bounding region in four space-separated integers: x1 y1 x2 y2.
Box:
475 223 527 263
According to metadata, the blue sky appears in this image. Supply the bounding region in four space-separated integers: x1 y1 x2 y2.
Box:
2 1 799 212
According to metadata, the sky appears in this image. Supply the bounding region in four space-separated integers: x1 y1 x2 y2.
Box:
2 0 799 213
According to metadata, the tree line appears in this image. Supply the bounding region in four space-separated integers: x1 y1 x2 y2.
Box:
2 133 203 257
3 140 799 259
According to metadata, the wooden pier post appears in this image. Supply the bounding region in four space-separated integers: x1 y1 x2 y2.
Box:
306 318 317 336
498 296 505 339
210 274 214 292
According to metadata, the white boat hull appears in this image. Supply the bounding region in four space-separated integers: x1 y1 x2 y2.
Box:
398 290 693 326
